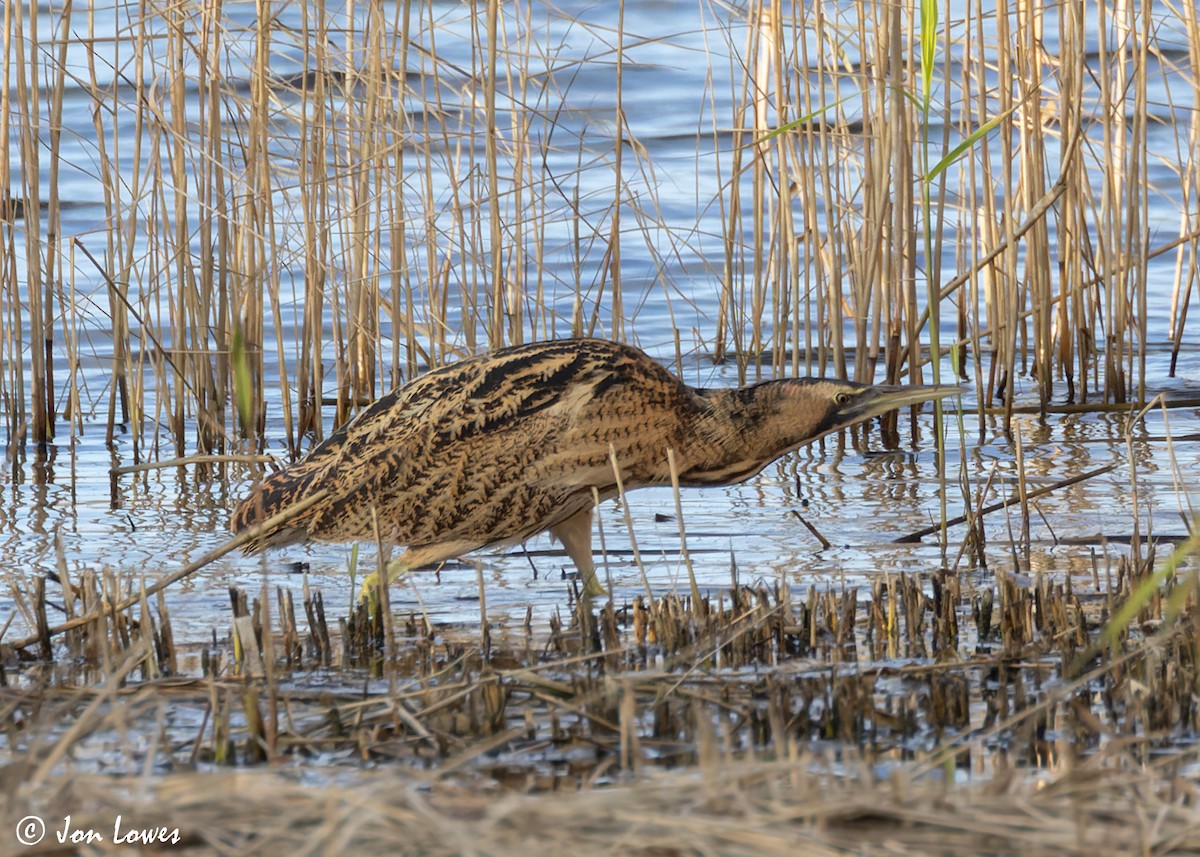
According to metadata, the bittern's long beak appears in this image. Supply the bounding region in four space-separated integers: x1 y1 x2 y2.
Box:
837 383 962 425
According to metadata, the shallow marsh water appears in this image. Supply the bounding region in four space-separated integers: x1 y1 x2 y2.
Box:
1 0 1199 791
4 387 1198 641
4 0 1195 628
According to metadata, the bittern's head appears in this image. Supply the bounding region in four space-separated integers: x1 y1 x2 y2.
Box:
755 378 961 449
686 378 960 484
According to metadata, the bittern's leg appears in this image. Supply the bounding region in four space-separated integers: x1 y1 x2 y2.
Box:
357 557 411 606
550 506 605 598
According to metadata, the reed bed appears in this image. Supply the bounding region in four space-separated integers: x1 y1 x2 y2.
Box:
4 427 1198 842
4 540 1197 779
3 541 1200 852
0 0 1196 463
2 0 1199 848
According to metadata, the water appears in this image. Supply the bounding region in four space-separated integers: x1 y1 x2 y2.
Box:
2 0 1198 644
7 397 1197 642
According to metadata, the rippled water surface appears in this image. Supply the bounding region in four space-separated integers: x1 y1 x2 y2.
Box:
2 0 1199 642
5 390 1198 642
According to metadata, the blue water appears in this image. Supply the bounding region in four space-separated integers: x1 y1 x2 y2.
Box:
2 0 1198 640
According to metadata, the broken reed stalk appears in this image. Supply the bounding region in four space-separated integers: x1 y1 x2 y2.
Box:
369 506 397 668
112 453 274 477
666 447 702 607
894 463 1117 543
28 640 154 786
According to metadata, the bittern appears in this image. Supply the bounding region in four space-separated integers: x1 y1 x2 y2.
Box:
231 338 958 599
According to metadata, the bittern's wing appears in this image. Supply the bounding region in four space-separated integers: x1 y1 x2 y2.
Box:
234 339 700 554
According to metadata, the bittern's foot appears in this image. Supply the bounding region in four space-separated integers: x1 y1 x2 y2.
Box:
357 560 410 611
580 569 606 600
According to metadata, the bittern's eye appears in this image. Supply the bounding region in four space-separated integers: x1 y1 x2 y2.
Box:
834 391 852 406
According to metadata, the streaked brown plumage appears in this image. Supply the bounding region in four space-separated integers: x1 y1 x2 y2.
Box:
231 338 958 597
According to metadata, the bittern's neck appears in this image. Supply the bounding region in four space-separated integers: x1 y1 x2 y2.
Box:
677 382 828 486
